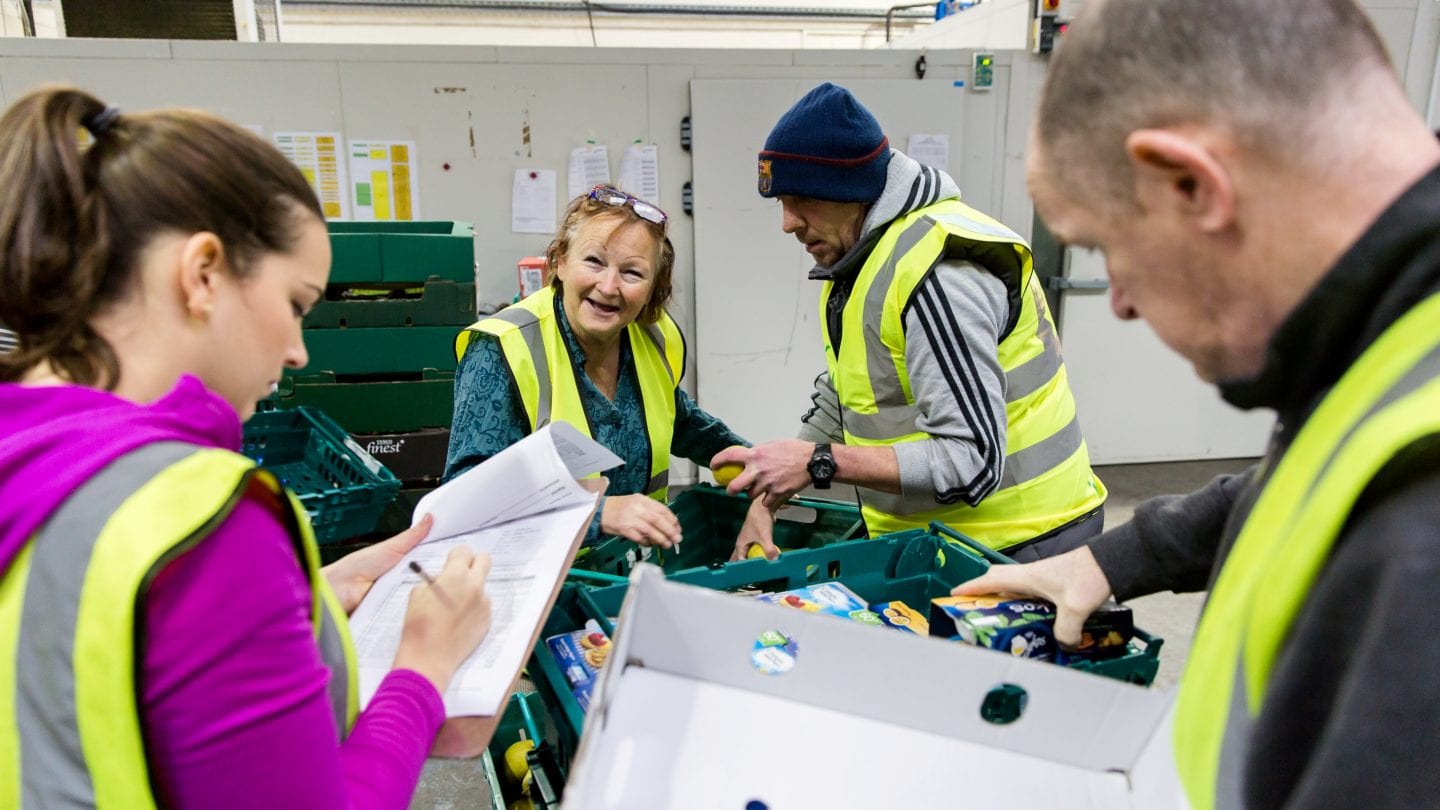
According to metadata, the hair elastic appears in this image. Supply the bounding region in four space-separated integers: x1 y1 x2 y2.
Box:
82 105 121 138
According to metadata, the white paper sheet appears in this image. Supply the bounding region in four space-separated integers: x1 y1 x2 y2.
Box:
567 144 611 200
348 422 620 716
616 143 661 206
512 169 558 234
274 131 350 219
350 502 595 717
348 139 421 221
906 133 951 173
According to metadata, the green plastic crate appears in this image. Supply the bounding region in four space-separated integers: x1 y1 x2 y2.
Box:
241 407 401 544
268 371 455 434
298 326 459 376
304 279 477 329
536 528 1164 758
480 691 559 810
327 221 474 285
573 484 865 576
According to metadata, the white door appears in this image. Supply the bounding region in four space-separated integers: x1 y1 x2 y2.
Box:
1057 246 1271 463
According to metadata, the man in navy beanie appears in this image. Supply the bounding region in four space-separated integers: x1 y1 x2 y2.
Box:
714 82 1108 560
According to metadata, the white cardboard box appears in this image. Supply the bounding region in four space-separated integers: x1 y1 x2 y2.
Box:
563 564 1186 809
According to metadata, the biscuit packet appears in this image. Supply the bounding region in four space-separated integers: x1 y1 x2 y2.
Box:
545 619 614 707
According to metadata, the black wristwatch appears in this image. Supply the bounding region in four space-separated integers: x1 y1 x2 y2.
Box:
807 442 837 490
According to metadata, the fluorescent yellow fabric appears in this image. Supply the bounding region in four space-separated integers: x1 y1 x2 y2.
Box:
1 447 356 809
1174 292 1440 809
459 287 684 501
822 198 1105 548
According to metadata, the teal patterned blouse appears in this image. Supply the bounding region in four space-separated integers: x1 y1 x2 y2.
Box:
444 301 747 544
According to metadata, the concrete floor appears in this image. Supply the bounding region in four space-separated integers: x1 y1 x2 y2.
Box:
411 456 1256 808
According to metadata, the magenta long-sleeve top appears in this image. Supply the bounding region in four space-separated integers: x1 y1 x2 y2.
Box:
0 377 444 809
142 493 445 808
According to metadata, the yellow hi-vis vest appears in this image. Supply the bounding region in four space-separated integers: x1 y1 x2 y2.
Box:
456 286 685 501
1174 291 1440 809
822 198 1106 549
0 441 358 809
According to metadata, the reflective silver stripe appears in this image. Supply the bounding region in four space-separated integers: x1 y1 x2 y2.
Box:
18 442 195 808
487 308 539 330
929 211 1022 242
1214 666 1252 810
1004 290 1063 404
998 415 1083 489
861 218 935 407
840 402 923 442
316 609 348 740
1207 337 1440 806
645 469 669 496
0 327 17 354
639 322 676 384
481 311 552 428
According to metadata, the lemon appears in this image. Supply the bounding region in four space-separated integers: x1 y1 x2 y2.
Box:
713 461 745 487
746 543 767 559
504 739 535 783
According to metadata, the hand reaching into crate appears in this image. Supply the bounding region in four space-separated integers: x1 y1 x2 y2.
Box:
601 494 682 548
950 546 1114 647
322 514 434 614
732 498 780 561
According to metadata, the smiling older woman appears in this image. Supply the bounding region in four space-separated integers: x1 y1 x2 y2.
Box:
447 186 747 548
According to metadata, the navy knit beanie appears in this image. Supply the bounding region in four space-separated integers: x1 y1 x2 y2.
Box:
758 83 891 203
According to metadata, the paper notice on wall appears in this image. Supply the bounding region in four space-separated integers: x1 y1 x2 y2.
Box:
349 140 421 221
906 134 950 173
274 132 349 219
513 169 557 235
617 143 661 206
567 144 611 201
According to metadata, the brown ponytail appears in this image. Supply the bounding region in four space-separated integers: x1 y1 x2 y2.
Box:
0 85 323 388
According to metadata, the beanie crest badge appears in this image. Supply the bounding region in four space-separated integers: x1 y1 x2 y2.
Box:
757 159 773 194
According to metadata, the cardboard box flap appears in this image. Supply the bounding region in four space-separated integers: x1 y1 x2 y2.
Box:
578 564 1179 781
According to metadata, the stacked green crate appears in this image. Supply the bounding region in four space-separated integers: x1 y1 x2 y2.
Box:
268 221 477 535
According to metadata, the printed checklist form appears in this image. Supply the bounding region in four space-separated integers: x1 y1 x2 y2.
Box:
348 422 618 717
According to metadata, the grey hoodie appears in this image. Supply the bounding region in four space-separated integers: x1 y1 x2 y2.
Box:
798 149 1013 513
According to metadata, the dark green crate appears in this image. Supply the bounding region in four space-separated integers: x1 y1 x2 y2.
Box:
327 221 474 285
269 371 455 434
536 529 1164 758
304 280 477 329
572 484 865 576
240 407 401 544
297 327 460 376
371 486 434 537
481 691 559 810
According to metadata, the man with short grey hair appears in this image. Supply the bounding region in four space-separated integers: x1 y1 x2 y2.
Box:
959 0 1440 806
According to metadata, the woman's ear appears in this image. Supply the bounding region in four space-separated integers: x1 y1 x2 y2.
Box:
176 232 227 320
1124 129 1236 233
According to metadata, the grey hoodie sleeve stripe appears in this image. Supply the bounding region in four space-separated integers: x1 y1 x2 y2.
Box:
891 261 1010 507
798 372 846 444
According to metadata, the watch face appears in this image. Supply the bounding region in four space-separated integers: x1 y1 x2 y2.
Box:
810 458 837 479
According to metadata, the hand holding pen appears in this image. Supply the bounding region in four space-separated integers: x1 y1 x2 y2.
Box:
392 545 495 695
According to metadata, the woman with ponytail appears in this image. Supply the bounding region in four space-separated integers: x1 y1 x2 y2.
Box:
0 86 493 809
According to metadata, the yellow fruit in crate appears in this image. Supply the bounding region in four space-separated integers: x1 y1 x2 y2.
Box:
746 544 769 559
504 739 535 783
508 799 535 810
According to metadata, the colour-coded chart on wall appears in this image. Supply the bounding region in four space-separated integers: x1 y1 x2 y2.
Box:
274 131 349 219
349 140 421 221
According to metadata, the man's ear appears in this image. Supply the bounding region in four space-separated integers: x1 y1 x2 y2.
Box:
1124 129 1235 233
176 232 227 320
